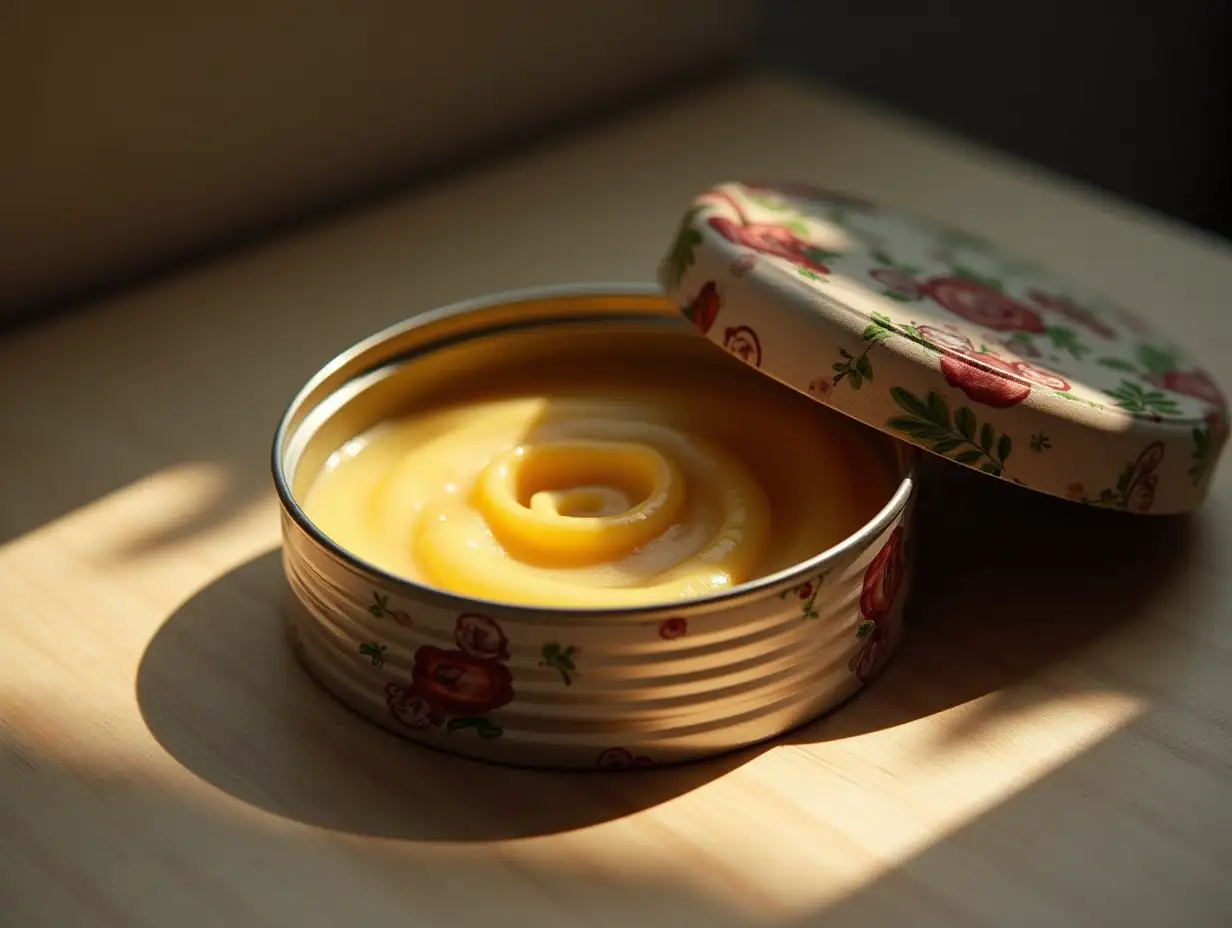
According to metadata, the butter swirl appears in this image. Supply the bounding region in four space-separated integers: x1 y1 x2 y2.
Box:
303 367 894 609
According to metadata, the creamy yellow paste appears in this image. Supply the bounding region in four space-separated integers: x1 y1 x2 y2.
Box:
302 338 895 608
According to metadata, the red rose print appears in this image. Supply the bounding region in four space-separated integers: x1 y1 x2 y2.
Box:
724 325 762 367
455 613 510 661
1010 360 1070 391
596 747 654 770
385 684 438 729
683 281 722 334
796 581 814 601
1206 410 1228 440
411 646 514 717
1137 441 1165 476
926 278 1046 333
1128 473 1158 513
850 624 887 683
1123 441 1165 513
1147 368 1226 408
940 352 1031 408
708 216 830 274
658 618 688 640
1026 289 1116 339
860 526 905 622
870 267 922 299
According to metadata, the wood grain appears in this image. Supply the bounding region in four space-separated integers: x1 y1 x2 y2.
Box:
2 75 1231 927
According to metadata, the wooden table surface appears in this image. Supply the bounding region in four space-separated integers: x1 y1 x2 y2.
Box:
3 75 1231 927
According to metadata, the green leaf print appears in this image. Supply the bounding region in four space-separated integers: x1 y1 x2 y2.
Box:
997 433 1013 463
1098 357 1139 374
1188 423 1218 485
446 716 504 739
1029 432 1052 453
954 406 977 441
1044 326 1090 360
1107 380 1182 416
661 207 703 288
780 574 825 619
1138 343 1181 376
368 592 389 619
979 422 995 454
832 312 901 391
540 642 579 686
869 248 922 276
358 641 387 667
888 387 1014 476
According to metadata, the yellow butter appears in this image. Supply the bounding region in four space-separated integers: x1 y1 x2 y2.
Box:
303 341 895 608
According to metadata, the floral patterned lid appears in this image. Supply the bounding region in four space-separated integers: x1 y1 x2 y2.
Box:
658 181 1228 514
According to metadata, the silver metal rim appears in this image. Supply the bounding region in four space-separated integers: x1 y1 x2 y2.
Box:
272 282 917 624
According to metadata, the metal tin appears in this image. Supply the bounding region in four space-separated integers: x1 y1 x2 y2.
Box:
272 284 917 769
660 181 1228 513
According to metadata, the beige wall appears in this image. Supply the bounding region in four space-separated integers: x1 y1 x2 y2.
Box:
0 2 753 315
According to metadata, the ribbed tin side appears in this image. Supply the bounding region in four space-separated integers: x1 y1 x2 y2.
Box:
273 286 917 770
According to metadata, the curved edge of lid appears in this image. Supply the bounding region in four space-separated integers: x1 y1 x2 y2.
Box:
657 180 1229 515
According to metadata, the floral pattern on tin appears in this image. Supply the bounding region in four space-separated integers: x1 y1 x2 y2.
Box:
1146 368 1225 409
658 618 688 640
850 526 905 682
870 266 1046 334
683 281 721 334
731 254 757 278
597 747 654 770
1026 289 1117 340
828 312 895 392
780 574 825 620
724 325 762 367
887 387 1015 478
384 613 515 739
539 642 580 685
702 188 841 274
911 324 1069 409
1076 442 1165 512
664 182 1228 513
368 591 413 627
456 613 510 661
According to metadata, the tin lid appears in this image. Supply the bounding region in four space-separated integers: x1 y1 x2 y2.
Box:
658 181 1228 514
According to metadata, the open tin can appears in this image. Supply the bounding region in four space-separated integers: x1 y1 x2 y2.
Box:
273 284 917 769
273 182 1226 770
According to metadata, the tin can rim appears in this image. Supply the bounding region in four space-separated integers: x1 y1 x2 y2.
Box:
271 282 916 623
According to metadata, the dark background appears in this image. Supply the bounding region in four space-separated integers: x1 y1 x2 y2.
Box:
760 1 1232 241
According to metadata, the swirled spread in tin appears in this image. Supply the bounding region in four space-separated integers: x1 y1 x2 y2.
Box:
302 342 895 608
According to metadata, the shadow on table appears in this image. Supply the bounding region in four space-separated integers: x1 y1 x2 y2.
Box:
136 459 1199 842
136 549 759 841
781 454 1200 749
